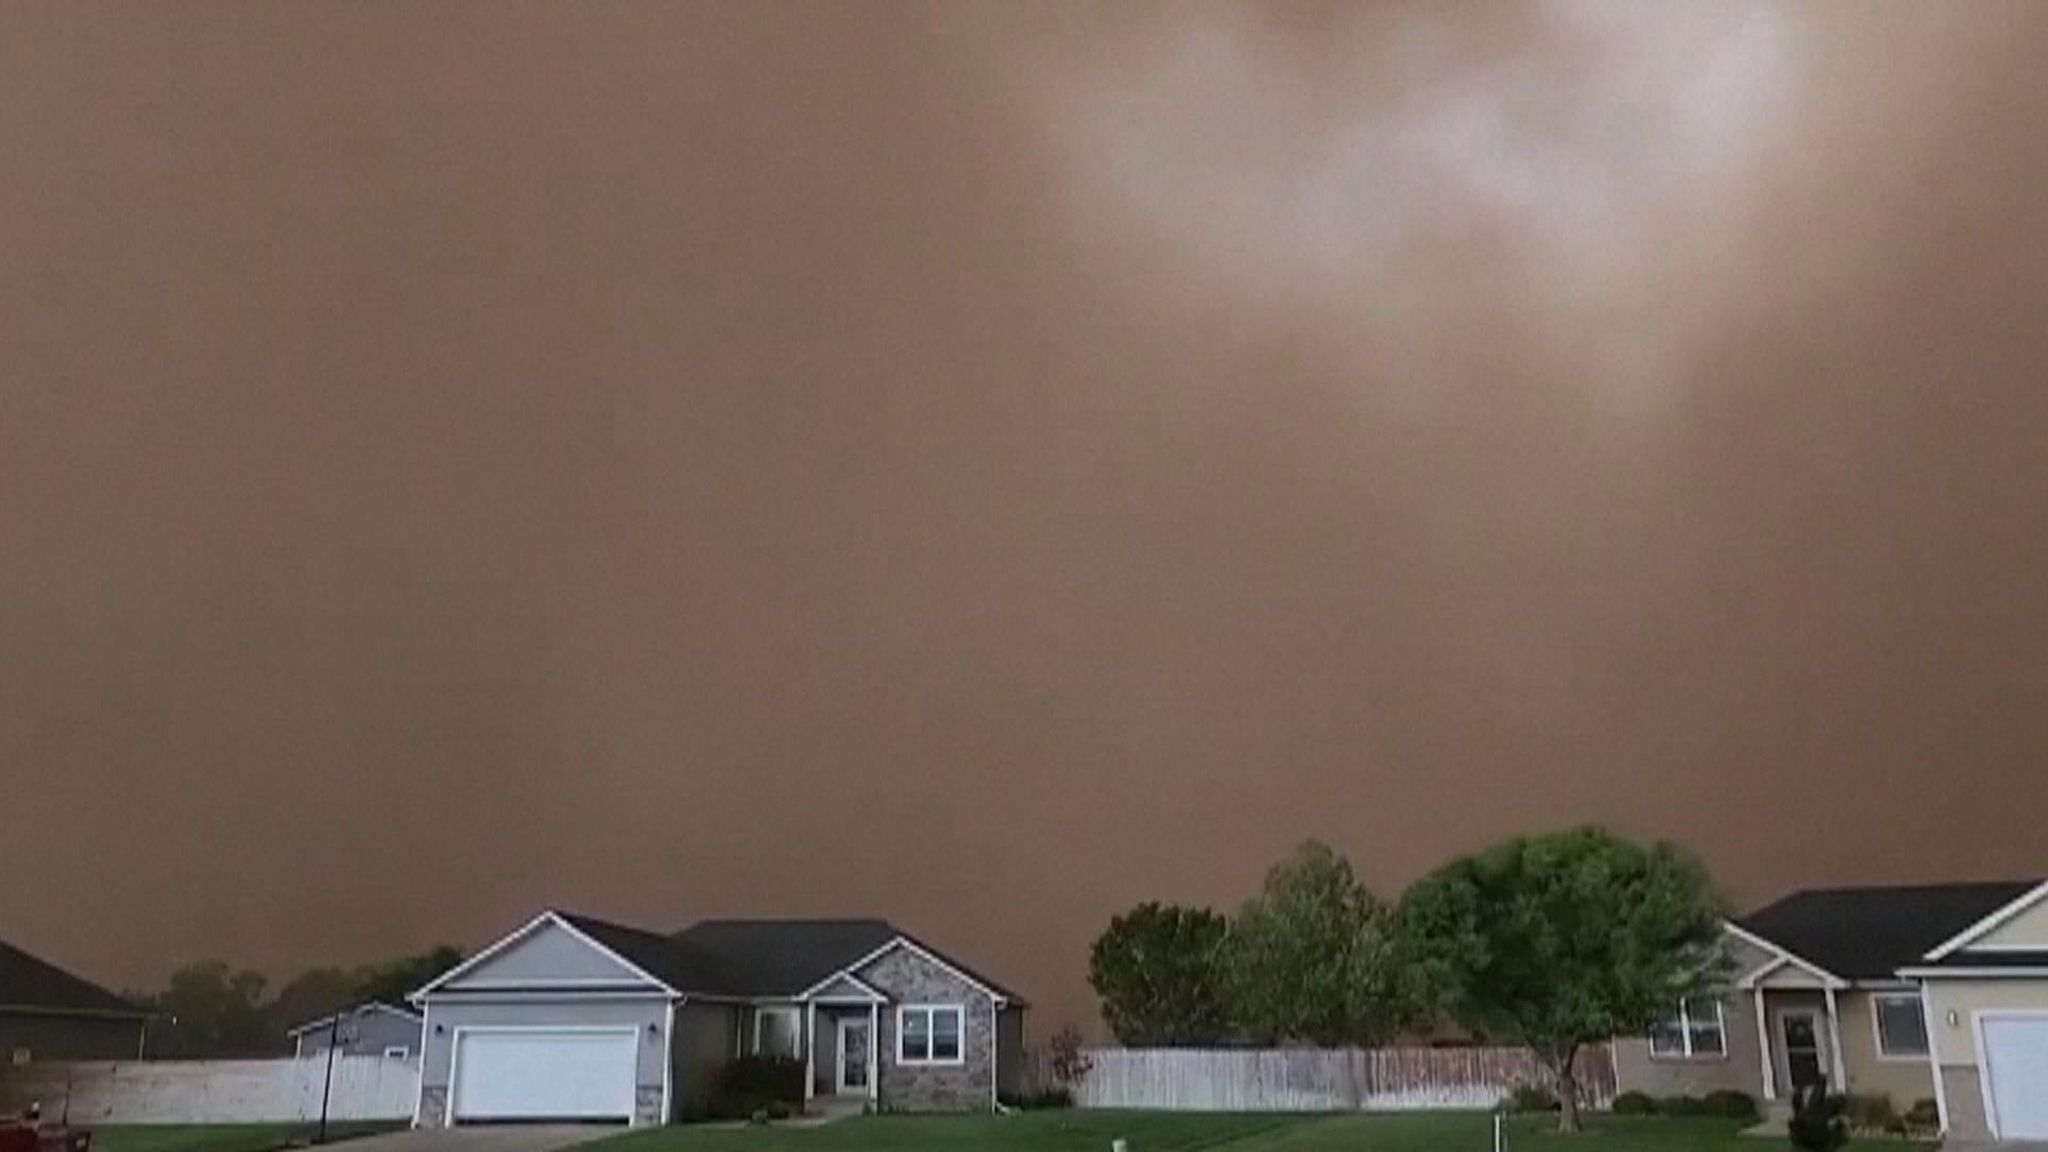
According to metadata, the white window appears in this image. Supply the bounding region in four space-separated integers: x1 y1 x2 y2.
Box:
753 1007 801 1058
1873 993 1929 1058
382 1045 410 1060
1650 998 1726 1059
897 1005 965 1065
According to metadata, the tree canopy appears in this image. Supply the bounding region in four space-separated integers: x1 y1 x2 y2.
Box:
1088 902 1233 1046
1398 826 1729 1132
1225 840 1403 1046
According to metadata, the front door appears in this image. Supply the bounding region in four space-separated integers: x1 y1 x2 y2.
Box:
1781 1011 1826 1090
836 1017 871 1096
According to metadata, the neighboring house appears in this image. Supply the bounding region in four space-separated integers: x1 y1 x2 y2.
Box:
1612 879 2048 1142
289 1002 423 1059
408 911 1026 1127
0 939 149 1064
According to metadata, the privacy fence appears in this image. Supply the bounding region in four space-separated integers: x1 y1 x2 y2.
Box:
0 1056 419 1124
1028 1046 1614 1112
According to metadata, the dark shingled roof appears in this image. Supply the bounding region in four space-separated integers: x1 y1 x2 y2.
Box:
1738 881 2041 980
555 913 1023 1002
673 919 901 997
0 940 144 1017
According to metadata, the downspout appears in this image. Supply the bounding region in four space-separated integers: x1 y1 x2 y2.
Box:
1916 983 1949 1136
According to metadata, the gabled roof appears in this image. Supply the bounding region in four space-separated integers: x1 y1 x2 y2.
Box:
550 912 735 992
672 919 900 997
1738 881 2041 981
0 940 144 1018
286 1000 423 1037
419 910 1023 1003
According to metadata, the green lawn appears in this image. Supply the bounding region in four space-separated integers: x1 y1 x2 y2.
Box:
596 1112 1923 1152
88 1123 400 1152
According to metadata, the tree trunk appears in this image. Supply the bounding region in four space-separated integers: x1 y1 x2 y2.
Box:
1550 1045 1582 1133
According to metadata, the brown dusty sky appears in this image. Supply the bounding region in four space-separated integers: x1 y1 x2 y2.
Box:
3 2 2045 1033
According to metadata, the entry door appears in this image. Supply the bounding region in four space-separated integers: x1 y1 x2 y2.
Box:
1982 1016 2048 1139
1780 1012 1826 1090
837 1018 871 1095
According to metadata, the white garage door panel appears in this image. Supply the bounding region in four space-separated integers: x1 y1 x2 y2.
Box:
453 1030 638 1122
1984 1017 2048 1140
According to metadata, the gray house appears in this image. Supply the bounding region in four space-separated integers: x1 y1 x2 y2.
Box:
0 939 148 1064
289 1002 423 1059
409 911 1026 1127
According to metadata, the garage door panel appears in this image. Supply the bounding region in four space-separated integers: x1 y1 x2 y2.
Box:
1983 1016 2048 1140
453 1029 639 1122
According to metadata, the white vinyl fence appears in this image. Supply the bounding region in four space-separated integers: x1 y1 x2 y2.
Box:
1038 1047 1614 1112
0 1056 419 1124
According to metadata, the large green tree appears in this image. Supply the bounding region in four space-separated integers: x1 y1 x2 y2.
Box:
1226 840 1403 1046
1398 826 1729 1133
1088 903 1234 1046
130 960 274 1057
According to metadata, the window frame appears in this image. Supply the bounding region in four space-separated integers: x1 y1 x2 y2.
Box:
896 1004 966 1066
1649 997 1727 1060
1871 992 1930 1061
753 1005 803 1058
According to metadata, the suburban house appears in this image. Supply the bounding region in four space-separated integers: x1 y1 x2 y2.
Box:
289 1002 423 1060
1612 879 2048 1142
0 939 149 1064
409 910 1026 1126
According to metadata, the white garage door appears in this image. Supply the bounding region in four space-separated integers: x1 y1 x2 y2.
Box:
452 1029 639 1123
1983 1016 2048 1140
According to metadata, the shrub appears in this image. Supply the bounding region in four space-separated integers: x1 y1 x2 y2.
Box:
1702 1090 1761 1121
1048 1025 1094 1088
1507 1084 1559 1113
1002 1088 1073 1110
1658 1094 1708 1117
709 1054 805 1120
1611 1091 1657 1116
1904 1099 1940 1131
1789 1083 1849 1152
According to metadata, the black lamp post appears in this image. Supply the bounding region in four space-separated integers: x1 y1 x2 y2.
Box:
316 1007 359 1144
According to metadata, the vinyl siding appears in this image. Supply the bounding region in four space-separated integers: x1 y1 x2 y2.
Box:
1970 894 2048 950
0 1012 145 1063
1919 977 2048 1141
416 995 670 1127
441 922 656 988
1832 990 1934 1106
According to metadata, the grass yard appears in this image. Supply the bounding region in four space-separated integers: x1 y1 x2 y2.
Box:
88 1123 401 1152
597 1112 1928 1152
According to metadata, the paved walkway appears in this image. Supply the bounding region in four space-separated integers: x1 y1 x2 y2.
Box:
333 1127 621 1152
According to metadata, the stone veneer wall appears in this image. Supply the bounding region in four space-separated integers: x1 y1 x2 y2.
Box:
858 947 996 1111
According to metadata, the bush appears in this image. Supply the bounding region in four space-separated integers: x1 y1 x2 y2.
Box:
1658 1094 1708 1117
708 1054 805 1121
1702 1090 1761 1121
1611 1091 1657 1116
1507 1084 1559 1113
1000 1087 1074 1110
1789 1083 1849 1152
1904 1099 1940 1131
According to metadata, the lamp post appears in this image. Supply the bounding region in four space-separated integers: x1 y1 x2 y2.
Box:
317 1007 359 1144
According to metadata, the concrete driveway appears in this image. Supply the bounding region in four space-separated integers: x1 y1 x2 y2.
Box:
336 1127 622 1152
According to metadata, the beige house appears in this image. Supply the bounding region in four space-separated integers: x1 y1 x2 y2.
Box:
1612 880 2048 1142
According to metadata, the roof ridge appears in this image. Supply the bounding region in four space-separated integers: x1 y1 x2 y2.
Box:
1753 879 2041 903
